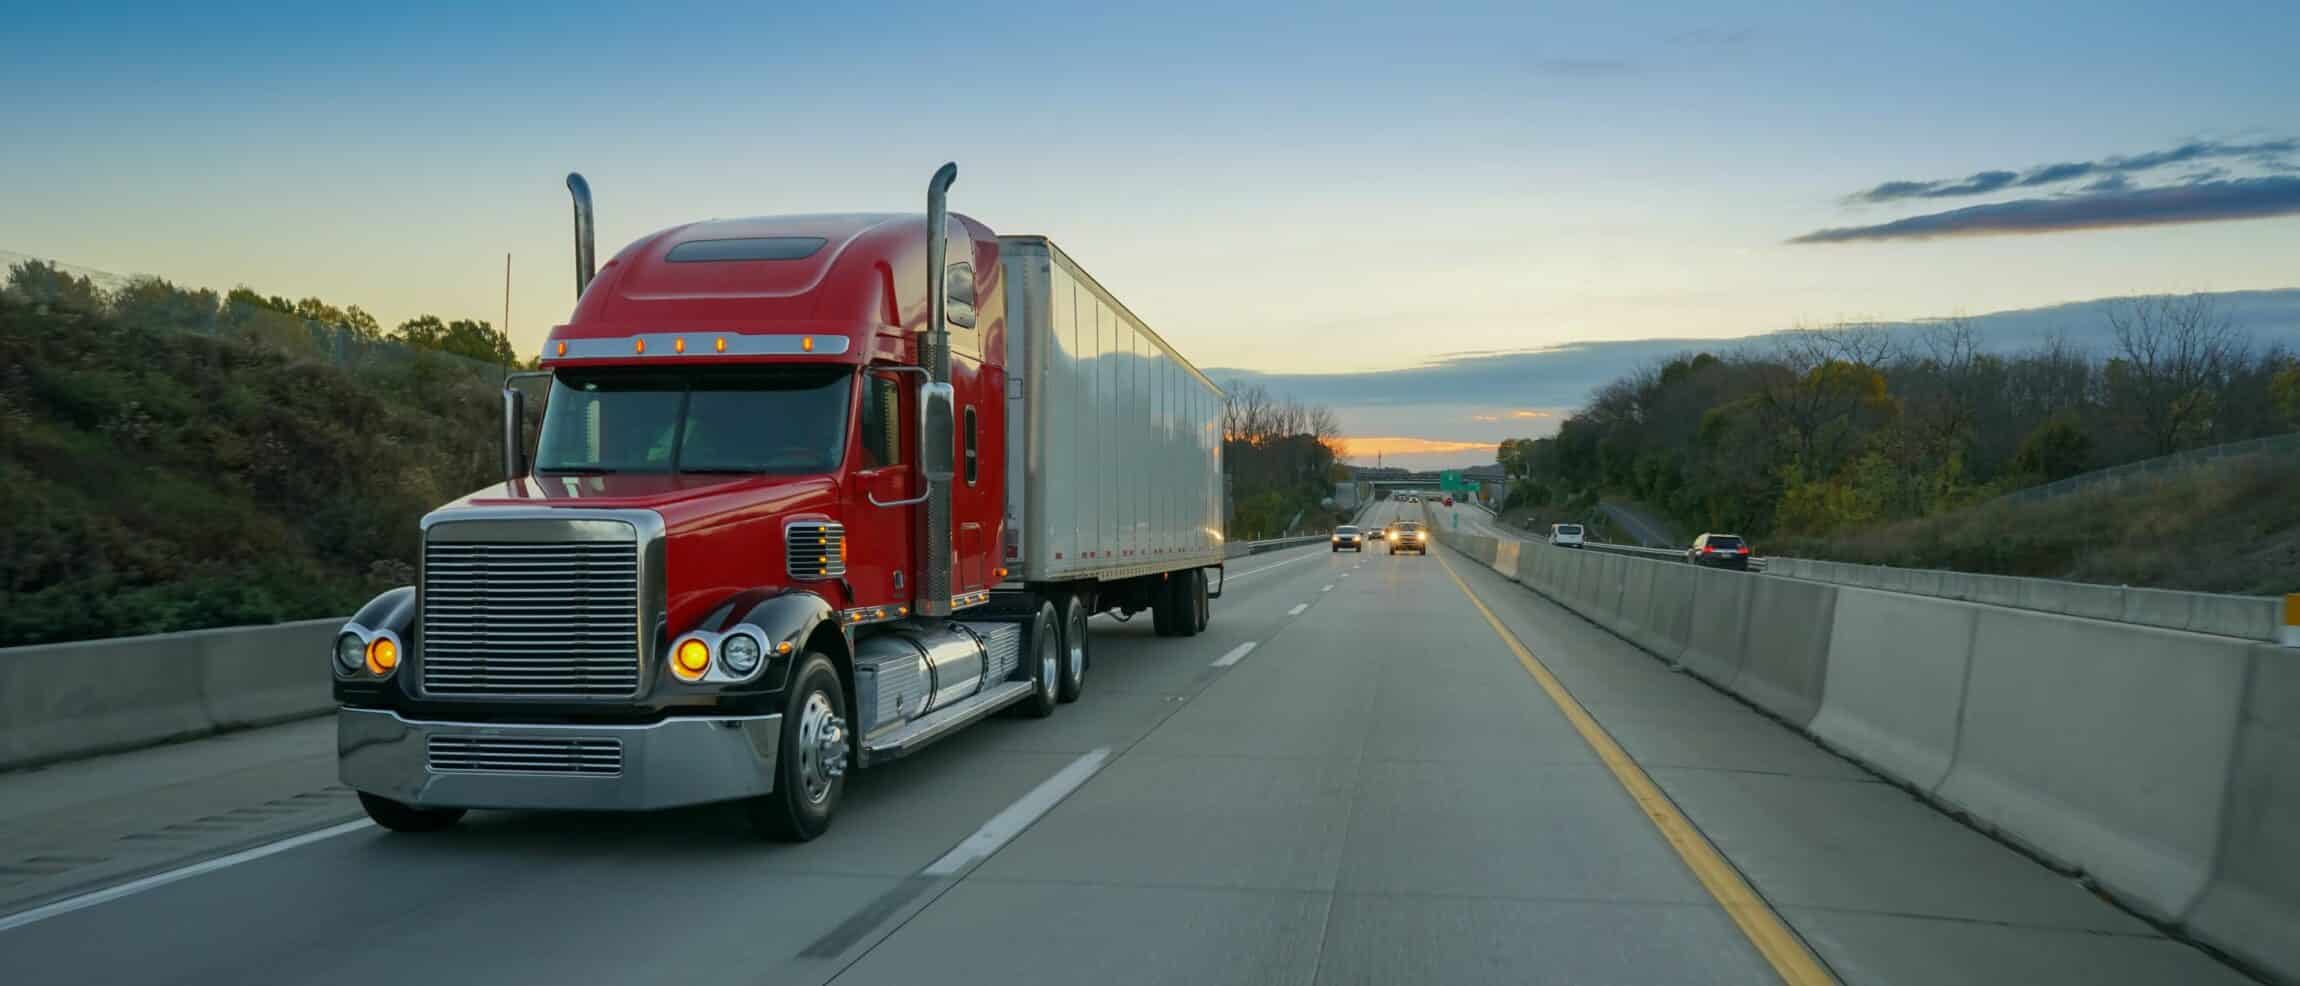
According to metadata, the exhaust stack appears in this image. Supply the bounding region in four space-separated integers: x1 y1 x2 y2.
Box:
566 173 596 299
919 162 959 618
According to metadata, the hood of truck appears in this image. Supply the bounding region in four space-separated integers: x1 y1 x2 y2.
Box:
450 474 839 531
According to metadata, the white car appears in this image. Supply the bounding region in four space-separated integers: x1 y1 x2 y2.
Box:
1549 523 1585 548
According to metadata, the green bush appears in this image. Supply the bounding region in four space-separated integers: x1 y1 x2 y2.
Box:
0 296 506 646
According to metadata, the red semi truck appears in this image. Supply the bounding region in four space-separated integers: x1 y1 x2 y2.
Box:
333 164 1226 839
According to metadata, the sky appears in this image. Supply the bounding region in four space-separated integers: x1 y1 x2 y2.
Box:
6 1 2299 468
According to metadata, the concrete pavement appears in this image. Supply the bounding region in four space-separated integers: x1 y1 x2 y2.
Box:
0 505 2255 985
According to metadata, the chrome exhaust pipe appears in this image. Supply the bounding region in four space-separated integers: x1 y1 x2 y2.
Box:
920 162 958 618
566 173 596 299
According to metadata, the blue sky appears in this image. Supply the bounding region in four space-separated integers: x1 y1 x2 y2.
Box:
7 1 2299 466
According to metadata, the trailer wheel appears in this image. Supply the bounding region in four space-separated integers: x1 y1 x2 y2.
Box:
358 792 464 833
1016 601 1060 718
1057 591 1089 703
747 653 848 842
1172 570 1202 638
1190 569 1211 633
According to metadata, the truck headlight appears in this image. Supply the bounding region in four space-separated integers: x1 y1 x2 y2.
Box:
721 633 762 675
335 632 366 673
364 636 399 676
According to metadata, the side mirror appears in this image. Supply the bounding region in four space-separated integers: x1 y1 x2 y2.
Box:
919 381 956 482
501 371 552 486
501 386 526 483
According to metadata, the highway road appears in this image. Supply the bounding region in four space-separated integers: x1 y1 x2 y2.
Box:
0 501 2248 985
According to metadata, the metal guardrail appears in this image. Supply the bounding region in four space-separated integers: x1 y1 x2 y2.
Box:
1995 431 2300 506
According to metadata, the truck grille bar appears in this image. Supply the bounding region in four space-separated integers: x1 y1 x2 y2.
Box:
427 735 623 775
421 539 643 697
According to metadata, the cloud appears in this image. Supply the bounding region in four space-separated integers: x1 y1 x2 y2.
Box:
1469 414 1499 422
1791 176 2300 244
1846 139 2298 204
1345 436 1498 457
1531 57 1636 78
1509 410 1551 420
1668 26 1755 47
1210 289 2300 413
2079 174 2133 194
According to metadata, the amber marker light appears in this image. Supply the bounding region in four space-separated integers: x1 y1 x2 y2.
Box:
365 637 399 676
714 336 727 353
673 336 686 354
555 341 567 357
673 639 711 681
801 336 814 353
775 641 794 656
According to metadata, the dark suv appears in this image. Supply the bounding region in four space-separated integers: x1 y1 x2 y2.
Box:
1686 533 1751 570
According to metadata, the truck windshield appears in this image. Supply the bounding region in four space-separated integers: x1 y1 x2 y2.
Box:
534 367 852 475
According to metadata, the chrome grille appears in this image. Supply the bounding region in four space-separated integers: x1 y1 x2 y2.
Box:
786 522 846 580
427 735 623 775
421 539 642 697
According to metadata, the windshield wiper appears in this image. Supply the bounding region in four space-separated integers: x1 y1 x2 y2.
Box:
538 466 620 474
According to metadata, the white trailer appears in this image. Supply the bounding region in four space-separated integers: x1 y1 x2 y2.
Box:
997 236 1225 607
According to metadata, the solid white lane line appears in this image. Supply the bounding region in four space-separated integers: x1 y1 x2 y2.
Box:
1227 551 1327 580
1211 642 1258 667
1286 603 1309 616
1321 584 1334 592
923 748 1111 877
0 818 374 933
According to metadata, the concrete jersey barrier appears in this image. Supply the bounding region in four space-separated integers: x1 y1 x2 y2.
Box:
0 618 340 772
1764 556 2284 643
1807 587 1978 790
1935 608 2251 922
2182 643 2300 978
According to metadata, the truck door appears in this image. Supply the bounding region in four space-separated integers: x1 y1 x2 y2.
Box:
851 369 915 609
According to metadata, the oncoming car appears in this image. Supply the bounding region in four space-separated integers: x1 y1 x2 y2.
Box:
1388 521 1428 555
1331 525 1364 552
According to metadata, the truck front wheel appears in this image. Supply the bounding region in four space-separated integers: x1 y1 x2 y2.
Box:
747 654 848 842
358 792 464 833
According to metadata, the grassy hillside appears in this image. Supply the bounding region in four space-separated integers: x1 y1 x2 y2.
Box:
1775 453 2300 595
0 297 506 646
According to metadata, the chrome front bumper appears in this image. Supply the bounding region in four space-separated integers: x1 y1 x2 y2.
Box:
338 708 780 811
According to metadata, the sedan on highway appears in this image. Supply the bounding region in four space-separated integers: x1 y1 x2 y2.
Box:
1388 521 1428 555
1331 525 1365 552
1686 532 1751 570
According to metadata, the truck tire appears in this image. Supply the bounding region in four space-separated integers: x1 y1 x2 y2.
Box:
1190 569 1210 633
1057 591 1090 703
1186 567 1205 638
1015 601 1060 718
358 792 464 833
746 654 848 842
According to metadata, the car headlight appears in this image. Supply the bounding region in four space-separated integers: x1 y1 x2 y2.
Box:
335 632 366 673
721 633 763 675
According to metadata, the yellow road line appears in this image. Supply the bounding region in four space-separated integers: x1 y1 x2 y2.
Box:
1436 551 1837 986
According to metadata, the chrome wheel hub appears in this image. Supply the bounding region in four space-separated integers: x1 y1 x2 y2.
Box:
797 690 847 805
1040 632 1059 699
